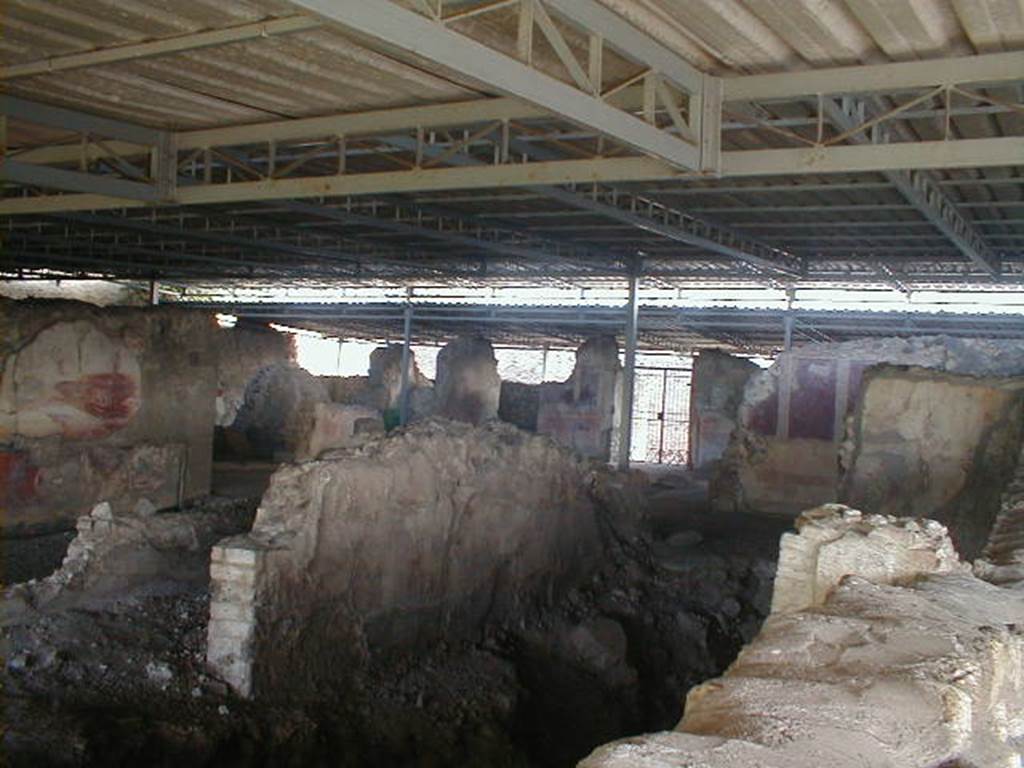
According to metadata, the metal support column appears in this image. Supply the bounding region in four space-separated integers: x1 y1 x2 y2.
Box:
783 313 794 351
148 279 160 305
398 304 413 426
616 271 639 470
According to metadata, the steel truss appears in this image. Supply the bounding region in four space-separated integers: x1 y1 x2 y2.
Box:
1 4 1022 285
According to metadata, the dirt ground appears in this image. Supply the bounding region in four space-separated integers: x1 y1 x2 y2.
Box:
2 462 789 768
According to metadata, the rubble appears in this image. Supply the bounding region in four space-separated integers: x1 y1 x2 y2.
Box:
581 505 1024 768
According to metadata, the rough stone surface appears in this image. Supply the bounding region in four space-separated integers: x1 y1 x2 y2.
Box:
4 497 255 611
536 336 621 461
206 419 642 698
326 345 434 421
840 366 1024 558
975 439 1024 585
769 503 964 614
433 336 500 425
580 507 1024 768
0 298 217 532
294 402 385 460
688 350 758 469
213 325 294 428
229 363 329 459
712 335 1024 517
499 336 621 461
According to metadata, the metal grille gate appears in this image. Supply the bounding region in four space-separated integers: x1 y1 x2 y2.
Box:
630 367 691 465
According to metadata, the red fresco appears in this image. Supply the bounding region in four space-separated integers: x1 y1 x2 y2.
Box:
50 372 140 438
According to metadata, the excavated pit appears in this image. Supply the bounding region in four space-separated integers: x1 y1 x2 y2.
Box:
2 421 781 768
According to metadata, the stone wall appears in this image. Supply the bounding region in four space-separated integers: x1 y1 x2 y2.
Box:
536 336 621 461
582 506 1024 768
434 336 500 425
206 420 632 698
228 363 330 460
839 366 1024 559
688 350 758 470
213 325 294 428
0 298 217 533
498 336 621 461
712 335 1024 517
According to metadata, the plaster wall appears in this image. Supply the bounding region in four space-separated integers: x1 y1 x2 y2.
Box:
712 335 1024 517
499 336 621 461
0 298 217 533
840 366 1024 560
688 351 758 469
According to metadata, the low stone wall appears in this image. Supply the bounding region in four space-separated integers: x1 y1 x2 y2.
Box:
581 505 1024 768
5 498 253 610
206 420 639 698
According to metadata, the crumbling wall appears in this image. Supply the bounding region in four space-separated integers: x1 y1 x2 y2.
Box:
536 336 621 461
712 335 1024 516
839 366 1024 559
498 336 621 461
581 505 1024 768
975 439 1024 585
5 498 254 609
294 402 384 459
207 420 633 698
326 345 434 422
688 350 758 469
434 336 500 425
228 363 329 460
0 298 217 533
214 325 294 428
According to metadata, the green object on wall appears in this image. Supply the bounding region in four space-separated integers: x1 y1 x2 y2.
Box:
383 408 401 431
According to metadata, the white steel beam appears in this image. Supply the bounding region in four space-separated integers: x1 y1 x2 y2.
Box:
0 159 161 201
821 98 998 275
3 135 1023 215
724 51 1024 102
543 0 703 94
2 16 321 80
722 137 1024 177
0 156 682 215
284 0 701 169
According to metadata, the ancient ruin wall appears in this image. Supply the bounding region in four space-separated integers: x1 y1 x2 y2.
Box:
840 366 1024 559
207 420 634 697
0 298 218 532
213 325 294 428
434 336 500 425
499 336 621 461
688 350 758 469
582 505 1024 768
712 335 1024 517
228 363 330 459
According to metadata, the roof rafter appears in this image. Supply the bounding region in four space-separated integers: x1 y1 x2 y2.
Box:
283 0 703 169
